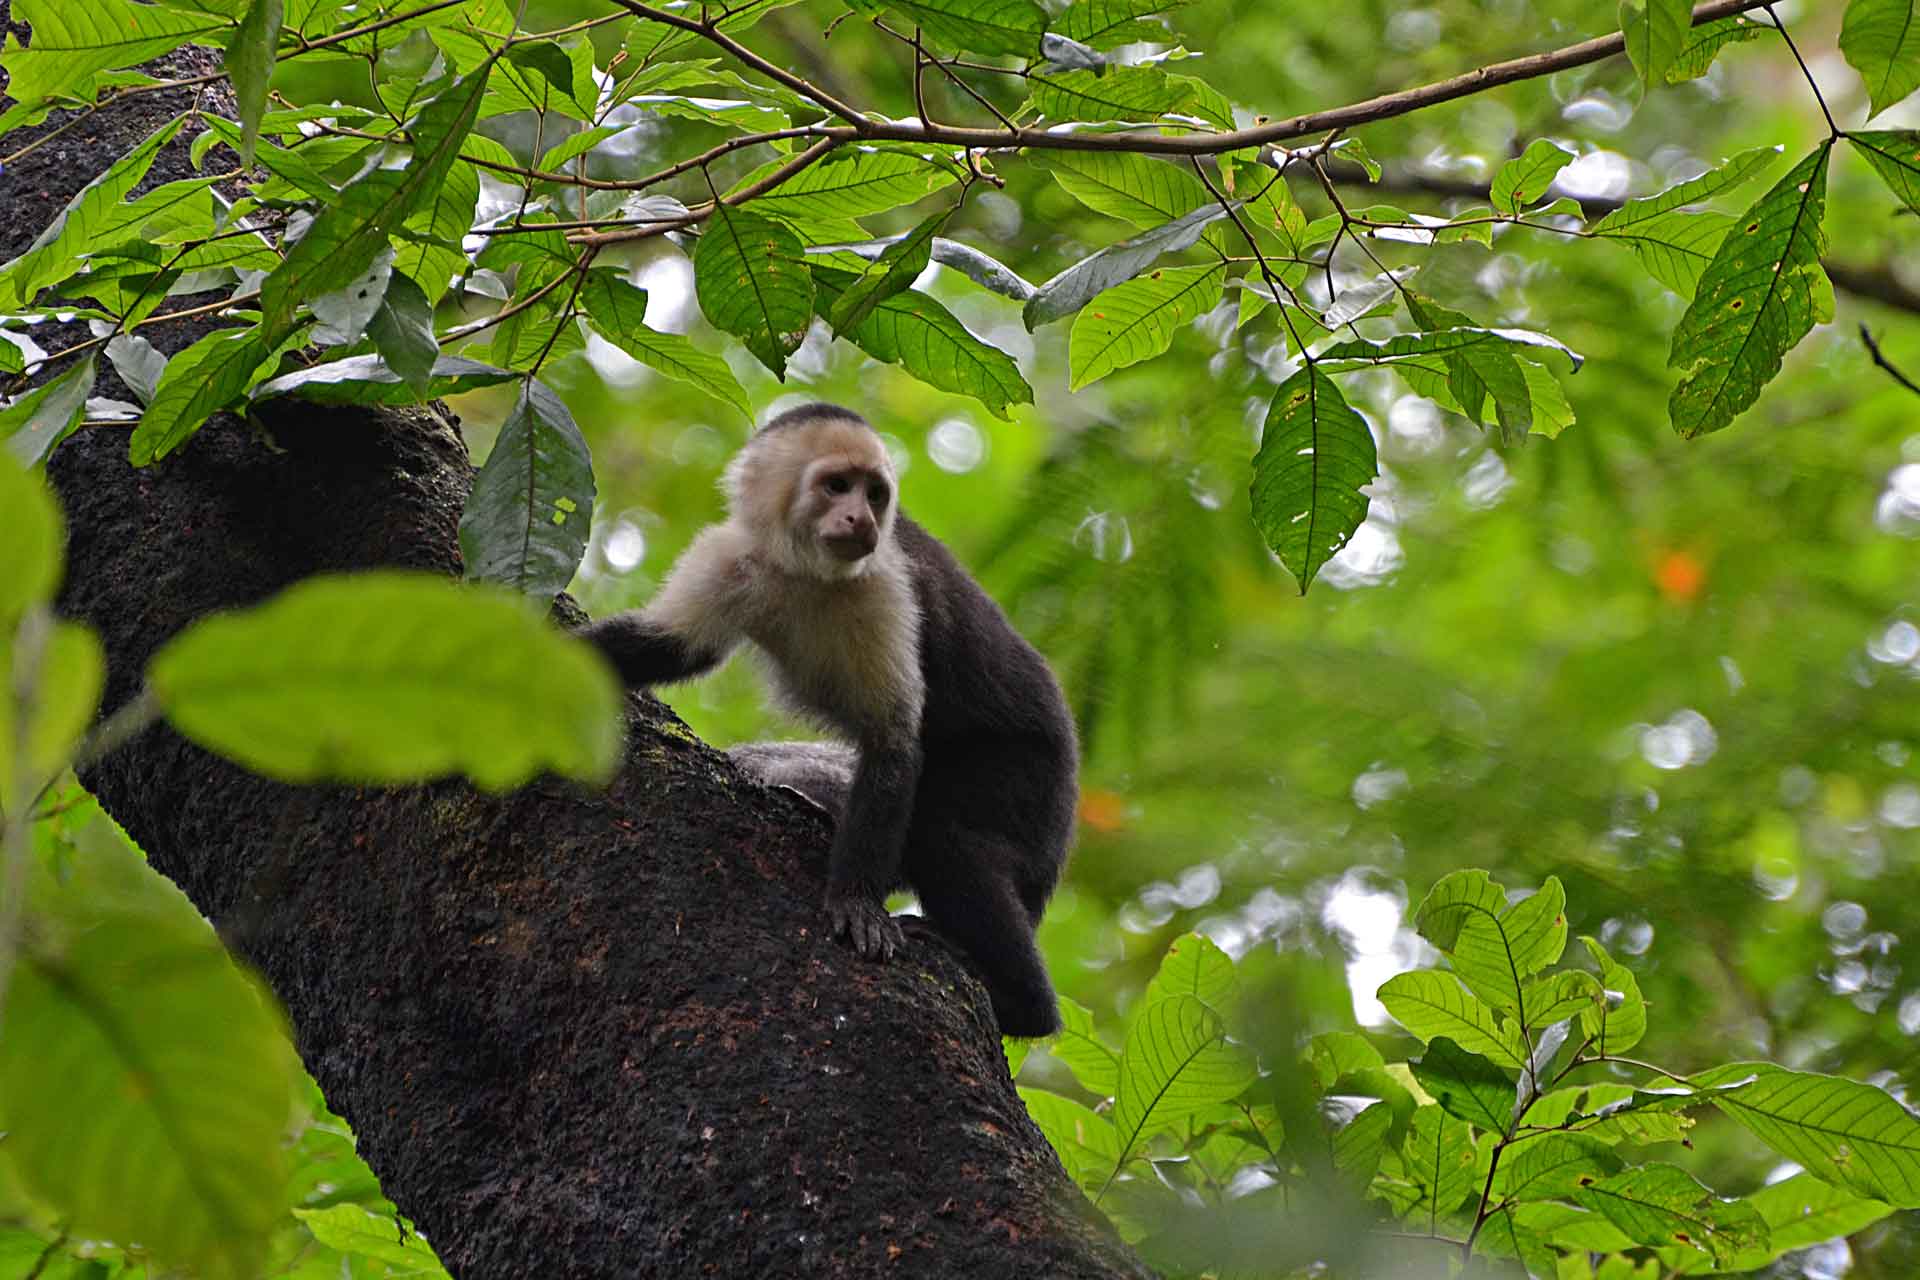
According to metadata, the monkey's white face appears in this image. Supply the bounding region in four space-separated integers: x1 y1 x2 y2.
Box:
792 451 893 578
725 415 901 581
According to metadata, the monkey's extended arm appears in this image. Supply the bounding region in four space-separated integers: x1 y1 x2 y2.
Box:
826 726 922 958
579 527 745 687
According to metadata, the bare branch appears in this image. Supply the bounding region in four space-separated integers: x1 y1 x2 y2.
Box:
570 135 840 247
1860 324 1920 397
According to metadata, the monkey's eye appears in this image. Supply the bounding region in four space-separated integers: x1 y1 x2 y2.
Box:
868 483 889 508
824 475 852 495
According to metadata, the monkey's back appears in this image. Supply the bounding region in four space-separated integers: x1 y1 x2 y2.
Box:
894 517 1078 877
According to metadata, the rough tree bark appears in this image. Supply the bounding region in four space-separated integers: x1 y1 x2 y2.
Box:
1 18 1151 1279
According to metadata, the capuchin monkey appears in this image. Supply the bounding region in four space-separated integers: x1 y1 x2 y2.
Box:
582 403 1076 1037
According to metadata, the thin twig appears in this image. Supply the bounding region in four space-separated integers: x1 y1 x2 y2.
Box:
1760 5 1840 138
1859 325 1920 395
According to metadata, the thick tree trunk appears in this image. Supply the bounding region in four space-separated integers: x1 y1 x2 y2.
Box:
2 22 1151 1279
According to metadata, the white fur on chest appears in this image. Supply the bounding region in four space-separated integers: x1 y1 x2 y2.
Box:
743 559 924 739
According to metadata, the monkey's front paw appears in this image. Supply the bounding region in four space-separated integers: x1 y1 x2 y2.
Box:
826 893 903 960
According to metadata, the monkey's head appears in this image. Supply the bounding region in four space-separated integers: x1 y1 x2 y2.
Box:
726 404 899 580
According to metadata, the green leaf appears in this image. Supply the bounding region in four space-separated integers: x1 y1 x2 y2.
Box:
1451 877 1568 1020
1491 139 1576 214
1725 1173 1893 1269
1843 0 1920 117
1055 0 1190 49
1142 932 1236 1009
0 459 62 621
1578 936 1647 1054
260 66 492 341
2 356 96 467
827 207 949 335
0 909 297 1280
398 158 480 305
1667 13 1768 81
1710 1067 1920 1207
196 115 345 203
0 619 103 809
1044 151 1210 229
0 0 225 126
1411 1036 1515 1137
732 148 958 224
1413 869 1507 949
293 1206 450 1275
1018 1088 1120 1192
1305 1030 1384 1086
1027 66 1192 124
225 0 283 164
580 273 753 421
1047 998 1120 1096
460 379 597 605
1399 1105 1480 1221
148 570 621 788
1494 1132 1621 1203
1112 994 1257 1154
878 0 1047 56
1376 971 1525 1068
1069 261 1226 390
1620 0 1690 88
253 353 519 405
0 115 188 310
1248 366 1377 594
811 265 1031 419
1590 146 1779 295
1522 969 1606 1030
1331 1100 1393 1187
1025 202 1235 329
1667 142 1832 438
1572 1164 1769 1266
1851 130 1920 215
127 329 273 466
694 204 813 379
366 271 439 397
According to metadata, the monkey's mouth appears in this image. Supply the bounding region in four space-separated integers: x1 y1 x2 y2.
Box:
823 532 877 562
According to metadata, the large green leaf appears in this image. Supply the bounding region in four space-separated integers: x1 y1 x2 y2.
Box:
1709 1067 1920 1207
293 1206 451 1275
0 909 297 1280
0 116 187 309
0 619 103 809
365 271 439 397
1026 66 1193 124
1018 1088 1120 1192
580 273 753 420
0 459 62 620
398 158 480 305
1024 202 1235 329
1044 151 1211 228
1571 1164 1769 1267
1399 1105 1480 1222
2 356 96 467
694 204 814 379
1451 877 1568 1020
1590 146 1778 295
731 148 957 225
1577 936 1647 1054
1667 13 1768 80
1490 139 1575 214
1666 142 1832 438
128 329 278 467
1047 998 1121 1097
259 66 491 341
1722 1174 1894 1270
1494 1132 1621 1204
1620 0 1690 88
1411 1036 1515 1137
826 208 949 336
1248 366 1377 594
1851 130 1920 215
1842 0 1920 118
811 264 1031 418
1376 970 1525 1068
253 353 519 405
0 0 225 128
1069 261 1226 390
1054 0 1190 48
460 379 596 605
225 0 283 164
148 570 622 788
1112 994 1257 1155
1141 932 1236 1009
877 0 1047 56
